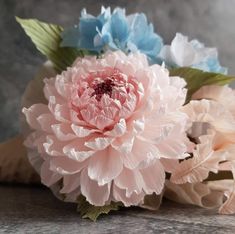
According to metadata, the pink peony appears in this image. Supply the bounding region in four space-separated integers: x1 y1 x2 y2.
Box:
23 51 190 207
169 85 235 214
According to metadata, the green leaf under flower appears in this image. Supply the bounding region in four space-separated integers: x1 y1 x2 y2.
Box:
170 67 235 103
16 17 85 73
77 195 123 221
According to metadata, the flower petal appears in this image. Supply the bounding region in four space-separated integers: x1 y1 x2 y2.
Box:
37 113 56 133
63 139 95 162
140 160 165 194
85 137 113 150
80 169 111 206
51 123 76 141
105 118 126 137
114 167 143 196
60 174 81 193
71 124 99 137
113 184 144 206
41 160 62 186
123 138 159 169
22 104 49 130
88 148 123 185
50 157 87 175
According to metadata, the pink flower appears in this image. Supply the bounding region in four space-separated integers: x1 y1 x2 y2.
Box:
23 51 190 207
169 85 235 214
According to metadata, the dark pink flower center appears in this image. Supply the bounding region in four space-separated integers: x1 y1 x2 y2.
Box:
70 67 140 130
91 79 115 101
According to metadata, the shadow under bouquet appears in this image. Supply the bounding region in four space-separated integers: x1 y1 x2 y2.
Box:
1 6 235 221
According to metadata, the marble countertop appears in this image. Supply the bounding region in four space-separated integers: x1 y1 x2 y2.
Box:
0 185 235 234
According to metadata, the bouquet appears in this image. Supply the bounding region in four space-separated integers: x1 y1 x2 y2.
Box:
1 6 235 221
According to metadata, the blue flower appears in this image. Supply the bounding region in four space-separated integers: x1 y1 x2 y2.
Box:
61 7 163 62
127 13 163 61
95 8 129 51
61 7 110 51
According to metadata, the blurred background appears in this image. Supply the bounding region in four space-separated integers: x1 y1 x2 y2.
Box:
0 0 235 141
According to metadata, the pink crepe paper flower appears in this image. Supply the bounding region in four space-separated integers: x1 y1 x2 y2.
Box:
23 51 190 207
169 85 235 214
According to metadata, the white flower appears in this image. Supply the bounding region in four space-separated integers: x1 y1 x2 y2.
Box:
159 33 227 74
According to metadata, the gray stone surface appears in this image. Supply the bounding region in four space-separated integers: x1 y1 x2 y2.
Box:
1 0 235 141
0 185 235 234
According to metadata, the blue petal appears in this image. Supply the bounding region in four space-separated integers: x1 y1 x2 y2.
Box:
100 8 129 50
110 9 129 44
61 7 163 61
79 17 104 50
193 58 228 74
128 13 163 58
98 6 111 24
206 57 228 74
61 26 80 47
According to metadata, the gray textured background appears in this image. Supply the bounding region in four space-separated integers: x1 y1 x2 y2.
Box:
1 185 235 233
1 0 235 141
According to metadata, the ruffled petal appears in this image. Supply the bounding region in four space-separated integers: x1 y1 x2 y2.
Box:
63 139 95 162
22 104 49 130
140 160 165 194
43 136 65 156
71 124 99 137
60 174 81 193
113 184 144 206
51 123 76 141
122 138 159 169
41 160 62 186
37 113 57 133
50 157 87 175
114 167 143 196
85 137 113 150
80 169 111 206
88 147 123 185
104 118 126 137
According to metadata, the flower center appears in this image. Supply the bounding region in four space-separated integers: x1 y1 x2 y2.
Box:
91 79 115 101
88 68 128 101
71 67 140 130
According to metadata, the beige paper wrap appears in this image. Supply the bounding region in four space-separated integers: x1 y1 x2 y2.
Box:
0 61 56 184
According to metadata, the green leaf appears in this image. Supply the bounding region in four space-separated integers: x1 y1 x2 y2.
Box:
77 195 123 221
16 17 84 72
170 67 235 103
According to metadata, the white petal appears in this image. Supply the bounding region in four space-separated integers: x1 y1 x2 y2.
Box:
171 33 196 67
